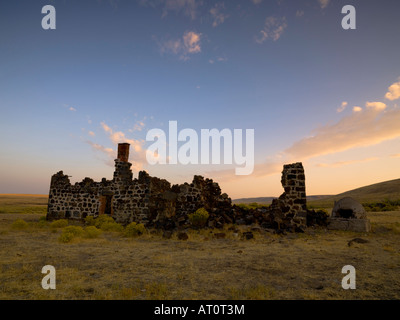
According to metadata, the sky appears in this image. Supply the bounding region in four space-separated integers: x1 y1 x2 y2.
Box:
1 0 400 199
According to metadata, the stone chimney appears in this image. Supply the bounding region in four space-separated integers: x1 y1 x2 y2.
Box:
117 143 130 162
114 143 133 182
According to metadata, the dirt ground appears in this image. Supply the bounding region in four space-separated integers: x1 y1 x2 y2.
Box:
0 212 399 300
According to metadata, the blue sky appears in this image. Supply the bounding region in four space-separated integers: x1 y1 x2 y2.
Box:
1 0 400 198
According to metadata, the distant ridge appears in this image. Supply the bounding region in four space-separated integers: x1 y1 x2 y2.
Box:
233 178 400 207
232 195 331 205
309 178 400 207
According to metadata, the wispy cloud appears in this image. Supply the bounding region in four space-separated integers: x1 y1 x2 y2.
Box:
209 56 227 64
88 131 95 137
365 101 387 111
385 80 400 101
337 101 348 113
130 119 146 132
140 0 200 20
100 121 144 152
255 16 287 43
95 121 147 171
207 161 282 181
158 31 201 60
211 80 400 180
284 101 397 160
183 31 201 53
210 3 229 27
100 122 113 134
318 0 330 9
86 141 116 167
63 104 77 112
163 0 199 20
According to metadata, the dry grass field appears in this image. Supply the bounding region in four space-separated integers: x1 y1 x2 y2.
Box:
0 195 399 300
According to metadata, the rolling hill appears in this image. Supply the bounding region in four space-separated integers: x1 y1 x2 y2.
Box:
232 195 331 205
233 178 400 208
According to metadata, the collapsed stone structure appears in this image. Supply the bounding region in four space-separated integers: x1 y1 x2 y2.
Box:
47 143 322 232
232 163 309 232
46 143 232 228
267 163 308 230
327 197 371 232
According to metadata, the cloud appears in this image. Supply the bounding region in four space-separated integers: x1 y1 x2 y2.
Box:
131 120 146 132
183 31 201 53
365 101 387 111
86 141 116 167
209 57 227 64
210 3 229 27
337 101 348 113
284 102 400 160
316 157 379 168
88 131 95 137
101 122 113 134
212 102 400 180
318 0 330 9
251 0 262 4
160 39 182 55
385 80 400 101
296 10 304 17
139 0 200 20
99 121 147 171
64 104 76 112
162 0 199 20
209 82 400 181
207 161 282 181
255 16 287 43
159 31 201 60
88 141 115 157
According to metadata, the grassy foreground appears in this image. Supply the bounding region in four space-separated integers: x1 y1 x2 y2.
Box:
0 194 399 300
0 194 47 215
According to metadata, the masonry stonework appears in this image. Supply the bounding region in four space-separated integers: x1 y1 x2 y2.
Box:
263 162 308 231
47 143 326 232
47 143 233 228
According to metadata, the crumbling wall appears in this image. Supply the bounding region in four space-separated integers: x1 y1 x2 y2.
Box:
47 144 316 233
46 144 233 228
279 162 307 214
47 172 103 220
262 163 307 231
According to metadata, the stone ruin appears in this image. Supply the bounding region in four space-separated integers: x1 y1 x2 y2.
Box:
46 143 232 228
327 197 371 232
47 143 328 233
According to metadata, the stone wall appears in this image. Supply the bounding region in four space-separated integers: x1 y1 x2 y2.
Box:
46 143 232 228
262 162 308 231
47 144 325 232
279 162 307 214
